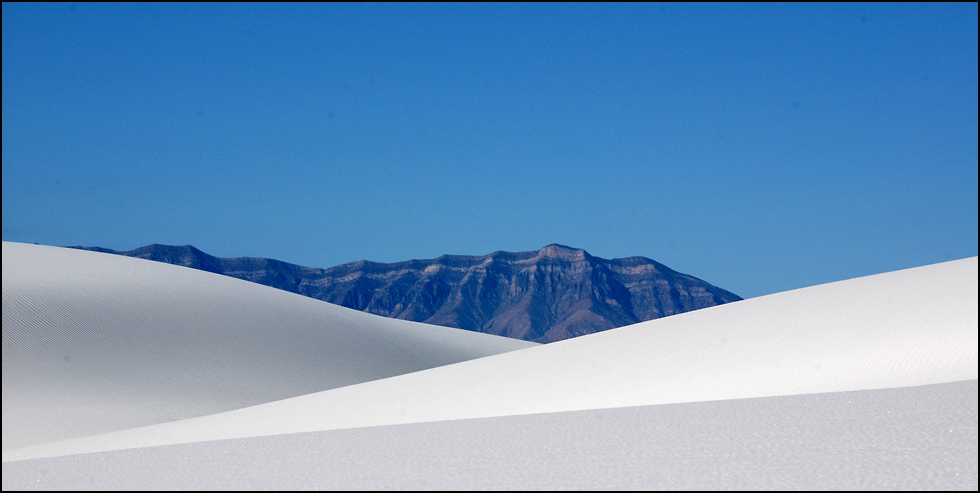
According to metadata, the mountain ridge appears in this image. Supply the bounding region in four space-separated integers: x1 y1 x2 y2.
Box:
68 243 741 342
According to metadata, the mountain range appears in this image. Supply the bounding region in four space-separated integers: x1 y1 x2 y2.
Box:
69 243 741 342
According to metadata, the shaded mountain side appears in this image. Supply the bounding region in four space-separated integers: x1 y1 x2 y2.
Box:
68 243 741 343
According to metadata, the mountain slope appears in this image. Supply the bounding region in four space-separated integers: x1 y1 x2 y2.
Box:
70 243 741 342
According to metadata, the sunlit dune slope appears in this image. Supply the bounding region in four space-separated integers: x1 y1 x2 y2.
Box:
5 254 974 462
3 380 974 490
1 241 536 451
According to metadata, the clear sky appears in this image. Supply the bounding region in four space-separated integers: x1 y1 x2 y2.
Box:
3 3 977 298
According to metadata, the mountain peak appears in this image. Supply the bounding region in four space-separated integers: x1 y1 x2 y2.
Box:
537 244 588 261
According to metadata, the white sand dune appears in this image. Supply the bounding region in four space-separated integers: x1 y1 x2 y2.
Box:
2 242 977 489
3 380 975 490
1 241 536 451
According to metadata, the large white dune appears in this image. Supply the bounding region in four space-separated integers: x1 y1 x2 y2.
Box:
1 241 536 451
2 241 977 489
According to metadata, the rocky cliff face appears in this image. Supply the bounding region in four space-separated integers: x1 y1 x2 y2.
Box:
70 244 741 343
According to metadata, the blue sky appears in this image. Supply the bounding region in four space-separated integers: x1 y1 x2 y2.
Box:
3 3 977 298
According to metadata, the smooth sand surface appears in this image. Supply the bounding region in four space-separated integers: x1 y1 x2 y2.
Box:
2 242 535 450
3 380 976 490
